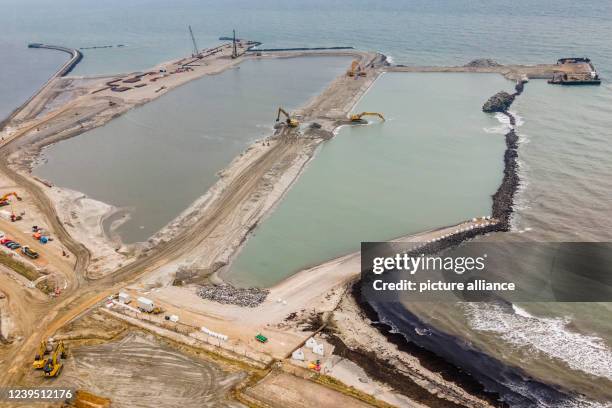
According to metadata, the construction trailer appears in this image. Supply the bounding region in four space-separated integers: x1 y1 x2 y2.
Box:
137 296 154 312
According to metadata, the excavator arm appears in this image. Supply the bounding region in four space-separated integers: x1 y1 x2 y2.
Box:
0 192 22 202
350 112 385 122
276 107 290 122
275 107 299 128
43 341 65 377
33 341 48 369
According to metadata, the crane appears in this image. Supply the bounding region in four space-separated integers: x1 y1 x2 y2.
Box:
43 341 66 377
0 192 22 206
32 340 49 369
350 112 385 123
188 25 199 57
276 107 299 128
231 29 238 59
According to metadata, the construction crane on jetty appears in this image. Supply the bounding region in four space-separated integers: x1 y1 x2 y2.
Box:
188 25 200 57
232 29 238 59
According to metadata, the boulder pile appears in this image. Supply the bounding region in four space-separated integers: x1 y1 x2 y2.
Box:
482 91 515 113
196 283 268 307
465 58 502 68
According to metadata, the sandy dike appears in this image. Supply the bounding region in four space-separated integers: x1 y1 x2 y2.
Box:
2 44 375 279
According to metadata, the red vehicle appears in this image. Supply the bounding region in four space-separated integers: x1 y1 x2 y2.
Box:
0 238 12 245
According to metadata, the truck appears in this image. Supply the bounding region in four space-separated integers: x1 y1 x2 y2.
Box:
137 297 163 314
22 246 39 259
118 291 131 304
137 297 154 313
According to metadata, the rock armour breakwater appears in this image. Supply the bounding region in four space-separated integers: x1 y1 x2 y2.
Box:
491 79 524 229
354 79 527 404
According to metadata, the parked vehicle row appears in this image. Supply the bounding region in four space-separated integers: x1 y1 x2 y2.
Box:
0 231 40 259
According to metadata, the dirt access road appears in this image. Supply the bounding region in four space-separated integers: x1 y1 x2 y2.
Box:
0 50 381 385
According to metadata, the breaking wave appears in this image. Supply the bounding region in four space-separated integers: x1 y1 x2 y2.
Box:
463 302 612 381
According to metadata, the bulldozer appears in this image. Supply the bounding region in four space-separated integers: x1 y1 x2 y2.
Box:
43 341 66 377
0 192 22 207
32 340 50 369
350 112 385 123
275 107 299 128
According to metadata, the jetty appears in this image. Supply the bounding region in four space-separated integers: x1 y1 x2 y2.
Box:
27 43 82 77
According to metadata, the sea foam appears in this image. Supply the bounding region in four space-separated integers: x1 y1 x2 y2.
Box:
463 302 612 381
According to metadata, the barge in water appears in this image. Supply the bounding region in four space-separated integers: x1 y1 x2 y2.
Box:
548 57 601 85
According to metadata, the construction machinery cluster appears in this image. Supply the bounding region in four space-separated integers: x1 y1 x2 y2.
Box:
33 339 66 378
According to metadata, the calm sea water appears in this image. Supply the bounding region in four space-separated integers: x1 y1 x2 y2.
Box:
2 0 612 405
0 42 68 121
226 72 510 287
2 0 611 76
34 56 351 242
394 80 612 404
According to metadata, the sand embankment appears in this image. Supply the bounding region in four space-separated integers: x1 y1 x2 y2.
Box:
387 60 592 81
1 43 378 282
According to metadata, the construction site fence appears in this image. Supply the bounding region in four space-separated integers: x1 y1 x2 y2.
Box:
114 308 272 366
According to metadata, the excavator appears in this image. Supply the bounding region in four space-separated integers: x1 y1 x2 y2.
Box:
43 341 66 377
32 340 50 369
275 107 299 128
347 60 366 77
350 112 385 123
0 192 22 207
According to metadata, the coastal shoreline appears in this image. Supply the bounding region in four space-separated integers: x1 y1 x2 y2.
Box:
343 80 598 406
1 41 601 406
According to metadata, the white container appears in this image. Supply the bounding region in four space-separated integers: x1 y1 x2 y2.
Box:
169 315 179 322
305 337 317 350
291 349 305 361
313 343 325 356
137 296 154 312
118 292 131 304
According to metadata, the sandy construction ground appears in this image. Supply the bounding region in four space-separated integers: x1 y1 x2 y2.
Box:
245 369 373 408
0 39 565 406
28 331 245 408
119 220 497 378
387 60 593 80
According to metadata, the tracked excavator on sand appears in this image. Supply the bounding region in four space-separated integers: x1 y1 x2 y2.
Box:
275 107 299 128
0 192 22 207
350 112 385 123
43 341 66 377
32 340 50 369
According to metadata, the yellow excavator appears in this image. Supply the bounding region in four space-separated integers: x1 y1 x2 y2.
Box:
43 341 66 377
347 60 366 77
276 107 299 128
350 112 385 123
33 340 50 369
0 192 22 207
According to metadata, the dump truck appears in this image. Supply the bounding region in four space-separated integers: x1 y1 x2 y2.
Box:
22 246 39 259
